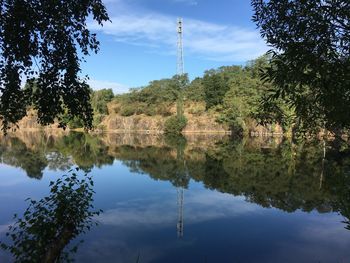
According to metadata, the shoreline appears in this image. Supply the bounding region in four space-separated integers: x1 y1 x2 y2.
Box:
7 127 285 137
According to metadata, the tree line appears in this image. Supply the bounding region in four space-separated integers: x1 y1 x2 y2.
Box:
112 55 294 135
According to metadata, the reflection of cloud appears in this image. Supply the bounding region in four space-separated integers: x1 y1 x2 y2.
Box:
0 179 27 187
301 216 350 247
91 0 268 62
78 238 166 263
98 190 260 227
0 165 28 187
263 215 350 263
0 224 10 234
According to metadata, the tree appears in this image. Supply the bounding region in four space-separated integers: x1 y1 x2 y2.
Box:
0 0 109 131
185 77 205 101
0 169 101 262
164 115 188 135
203 69 230 109
252 0 350 135
91 89 114 115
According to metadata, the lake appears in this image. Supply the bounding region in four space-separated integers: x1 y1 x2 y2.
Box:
0 131 349 262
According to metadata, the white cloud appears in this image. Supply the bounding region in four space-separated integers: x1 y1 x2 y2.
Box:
93 1 268 62
172 0 198 6
88 79 130 94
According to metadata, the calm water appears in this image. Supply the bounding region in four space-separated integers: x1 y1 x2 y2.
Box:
0 132 349 262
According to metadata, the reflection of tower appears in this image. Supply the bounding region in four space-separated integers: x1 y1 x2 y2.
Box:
177 187 184 238
176 17 185 238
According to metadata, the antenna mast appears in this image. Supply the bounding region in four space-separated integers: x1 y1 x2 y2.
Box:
177 18 184 76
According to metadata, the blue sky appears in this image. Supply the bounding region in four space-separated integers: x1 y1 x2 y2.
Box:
83 0 268 93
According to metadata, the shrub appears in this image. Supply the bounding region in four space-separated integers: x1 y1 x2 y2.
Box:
188 104 205 116
68 116 84 129
97 124 107 131
143 106 157 116
164 115 187 134
157 103 172 117
93 114 105 127
113 104 121 114
120 105 135 116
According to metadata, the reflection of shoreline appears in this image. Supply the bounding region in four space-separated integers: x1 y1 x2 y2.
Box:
1 131 349 222
1 130 283 150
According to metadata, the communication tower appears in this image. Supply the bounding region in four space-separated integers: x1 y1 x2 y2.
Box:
177 18 184 76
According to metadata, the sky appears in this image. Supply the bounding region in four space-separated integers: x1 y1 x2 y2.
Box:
84 0 269 94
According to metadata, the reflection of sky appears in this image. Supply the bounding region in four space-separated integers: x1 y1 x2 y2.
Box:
0 164 28 187
0 161 350 262
98 190 261 227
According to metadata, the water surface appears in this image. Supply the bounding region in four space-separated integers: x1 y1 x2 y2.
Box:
0 132 349 262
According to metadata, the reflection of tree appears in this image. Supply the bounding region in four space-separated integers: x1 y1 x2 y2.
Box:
338 191 350 231
0 137 47 179
165 135 190 188
323 155 350 230
1 132 350 230
212 140 332 212
116 135 191 188
0 169 101 262
117 138 350 228
0 132 114 177
53 132 114 171
46 152 73 171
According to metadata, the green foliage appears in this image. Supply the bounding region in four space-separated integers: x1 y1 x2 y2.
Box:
203 69 230 109
219 74 260 130
120 105 136 117
174 74 189 119
92 114 105 128
89 89 114 127
112 56 296 135
184 77 205 101
164 115 188 135
253 96 296 133
187 104 206 116
210 56 293 133
68 116 85 129
58 88 114 128
58 109 85 130
115 74 189 117
252 0 350 135
91 89 114 115
0 0 109 132
0 168 101 262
